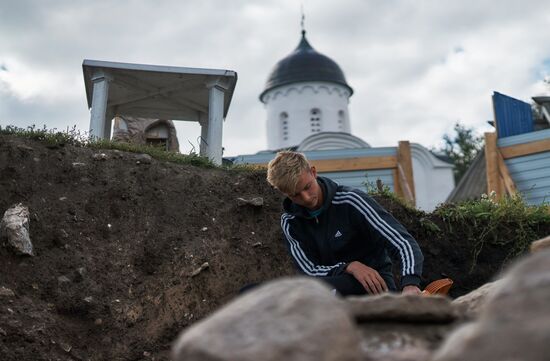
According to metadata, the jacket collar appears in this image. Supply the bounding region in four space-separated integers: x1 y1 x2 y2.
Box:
283 176 338 218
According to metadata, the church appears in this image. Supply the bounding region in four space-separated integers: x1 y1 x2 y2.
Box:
232 30 455 211
101 28 455 211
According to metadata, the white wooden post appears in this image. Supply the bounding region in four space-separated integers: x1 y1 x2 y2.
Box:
89 71 111 139
103 107 114 140
199 113 209 156
206 85 224 165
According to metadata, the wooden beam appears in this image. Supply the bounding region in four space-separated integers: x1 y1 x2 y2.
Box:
497 150 517 196
397 141 415 204
491 92 499 137
393 169 402 198
485 132 502 197
397 163 415 204
310 156 397 172
499 138 550 159
248 156 397 172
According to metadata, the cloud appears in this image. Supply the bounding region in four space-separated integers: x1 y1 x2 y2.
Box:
1 0 549 156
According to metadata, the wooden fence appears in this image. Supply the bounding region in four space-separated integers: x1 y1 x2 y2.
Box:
250 141 416 206
485 131 550 203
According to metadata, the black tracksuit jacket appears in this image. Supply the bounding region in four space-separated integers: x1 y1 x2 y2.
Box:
281 176 424 289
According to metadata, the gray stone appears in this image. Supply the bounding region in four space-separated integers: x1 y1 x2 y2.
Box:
0 286 15 297
347 294 458 360
17 144 34 152
75 267 86 281
357 322 454 361
111 150 124 159
361 345 432 361
112 116 180 152
531 235 550 253
135 154 152 164
1 203 34 256
236 197 264 207
347 293 457 323
190 262 209 277
451 279 505 319
433 249 550 361
172 277 362 361
57 275 71 284
92 153 108 161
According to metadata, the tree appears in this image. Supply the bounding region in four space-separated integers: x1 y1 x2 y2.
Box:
434 122 484 184
531 77 550 124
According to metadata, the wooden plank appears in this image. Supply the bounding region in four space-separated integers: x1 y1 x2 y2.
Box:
393 169 402 198
497 150 517 196
485 132 502 197
500 138 550 159
397 163 415 204
491 93 499 138
397 141 415 204
250 156 398 173
310 156 397 172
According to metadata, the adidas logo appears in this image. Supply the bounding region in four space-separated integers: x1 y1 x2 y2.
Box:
334 230 343 238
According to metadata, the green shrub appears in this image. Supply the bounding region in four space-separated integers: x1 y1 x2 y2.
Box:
435 192 550 270
0 124 217 168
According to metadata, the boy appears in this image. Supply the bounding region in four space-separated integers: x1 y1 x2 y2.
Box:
267 151 423 295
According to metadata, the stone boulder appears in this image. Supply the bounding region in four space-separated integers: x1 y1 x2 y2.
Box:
346 294 459 361
451 279 505 319
432 249 550 361
530 235 550 253
172 277 362 361
348 293 457 323
112 116 180 152
1 203 33 256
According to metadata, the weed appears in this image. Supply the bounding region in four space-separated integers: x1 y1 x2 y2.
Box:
364 177 419 213
0 125 217 168
89 139 215 168
419 217 441 234
0 124 89 146
435 193 550 272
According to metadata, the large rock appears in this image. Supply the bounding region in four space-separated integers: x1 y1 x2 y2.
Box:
1 203 34 256
347 293 457 323
172 277 362 361
432 249 550 361
347 294 459 361
112 116 180 152
451 279 505 319
530 235 550 253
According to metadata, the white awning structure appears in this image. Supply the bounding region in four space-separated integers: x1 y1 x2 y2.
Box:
82 59 237 164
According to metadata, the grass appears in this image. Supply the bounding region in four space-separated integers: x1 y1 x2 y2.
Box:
362 175 550 271
363 177 420 214
435 192 550 270
0 124 254 169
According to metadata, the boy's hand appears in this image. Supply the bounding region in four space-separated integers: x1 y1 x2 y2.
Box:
402 285 422 295
345 261 388 294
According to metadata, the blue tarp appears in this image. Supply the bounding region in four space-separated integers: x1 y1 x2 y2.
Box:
492 91 533 138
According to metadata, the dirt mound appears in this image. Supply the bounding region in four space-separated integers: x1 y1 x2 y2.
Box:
0 135 293 360
1 134 548 360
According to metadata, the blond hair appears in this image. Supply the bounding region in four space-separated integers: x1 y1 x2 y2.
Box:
267 151 311 194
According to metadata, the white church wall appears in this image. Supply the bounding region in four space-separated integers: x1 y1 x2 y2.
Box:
297 132 370 151
410 143 455 211
263 82 351 150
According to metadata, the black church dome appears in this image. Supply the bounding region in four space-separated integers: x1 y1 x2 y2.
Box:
260 31 353 102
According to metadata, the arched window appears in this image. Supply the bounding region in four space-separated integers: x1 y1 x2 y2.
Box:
145 122 170 150
338 110 345 130
280 112 289 141
310 108 322 133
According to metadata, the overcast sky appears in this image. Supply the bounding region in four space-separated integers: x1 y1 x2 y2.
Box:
1 0 549 156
